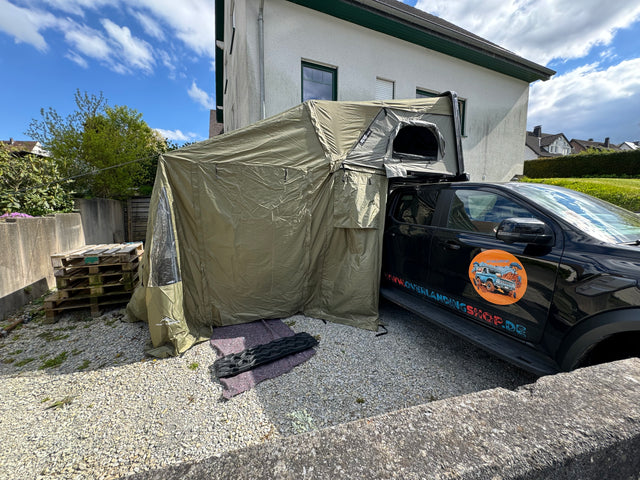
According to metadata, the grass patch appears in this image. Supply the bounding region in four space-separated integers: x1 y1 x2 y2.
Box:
9 349 23 355
45 396 74 409
39 351 68 370
15 357 35 367
77 359 91 371
522 178 640 211
188 362 199 371
37 331 70 342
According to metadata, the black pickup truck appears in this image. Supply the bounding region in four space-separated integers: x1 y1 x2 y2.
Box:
381 179 640 375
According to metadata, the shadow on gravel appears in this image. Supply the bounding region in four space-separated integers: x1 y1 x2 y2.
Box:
253 299 538 437
0 305 149 376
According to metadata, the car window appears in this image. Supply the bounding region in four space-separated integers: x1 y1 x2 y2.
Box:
393 190 438 226
447 190 535 234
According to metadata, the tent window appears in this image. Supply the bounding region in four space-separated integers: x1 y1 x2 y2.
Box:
392 125 439 160
302 61 337 102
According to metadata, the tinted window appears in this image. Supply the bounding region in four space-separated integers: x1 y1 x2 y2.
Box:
447 190 535 234
393 190 439 225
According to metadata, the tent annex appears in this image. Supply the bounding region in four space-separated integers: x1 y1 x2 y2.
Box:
127 94 465 357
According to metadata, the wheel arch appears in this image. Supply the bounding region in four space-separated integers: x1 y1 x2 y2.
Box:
557 308 640 371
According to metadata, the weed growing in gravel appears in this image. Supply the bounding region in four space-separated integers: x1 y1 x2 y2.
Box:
37 331 70 342
2 358 14 364
39 351 68 369
10 349 24 355
41 397 51 403
45 396 74 409
188 362 199 370
355 397 365 404
15 358 35 367
285 320 296 327
71 348 83 356
77 360 91 371
288 409 315 434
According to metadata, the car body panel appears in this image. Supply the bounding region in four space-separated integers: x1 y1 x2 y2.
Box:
382 180 640 373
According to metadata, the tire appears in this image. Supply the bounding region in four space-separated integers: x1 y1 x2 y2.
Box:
485 280 495 292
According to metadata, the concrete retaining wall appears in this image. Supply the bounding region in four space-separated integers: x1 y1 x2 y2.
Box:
133 358 640 480
75 198 125 244
0 214 85 319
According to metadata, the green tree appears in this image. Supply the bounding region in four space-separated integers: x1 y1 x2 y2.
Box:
26 90 166 199
0 148 74 216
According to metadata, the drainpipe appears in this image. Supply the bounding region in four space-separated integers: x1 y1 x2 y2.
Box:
258 0 266 120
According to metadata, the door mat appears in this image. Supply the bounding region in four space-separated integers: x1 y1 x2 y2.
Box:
210 319 316 399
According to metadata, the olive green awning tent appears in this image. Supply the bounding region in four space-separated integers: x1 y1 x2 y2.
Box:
127 94 465 357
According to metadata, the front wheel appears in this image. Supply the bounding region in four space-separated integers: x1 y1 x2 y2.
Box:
485 280 495 292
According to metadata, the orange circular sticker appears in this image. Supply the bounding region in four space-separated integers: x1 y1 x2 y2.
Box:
468 250 527 305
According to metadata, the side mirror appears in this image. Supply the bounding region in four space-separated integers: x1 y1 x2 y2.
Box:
496 218 554 245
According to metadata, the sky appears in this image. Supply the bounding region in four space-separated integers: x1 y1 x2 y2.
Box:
1 0 639 145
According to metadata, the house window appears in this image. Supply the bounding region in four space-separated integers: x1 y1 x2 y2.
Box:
417 89 466 136
302 61 337 102
375 77 395 100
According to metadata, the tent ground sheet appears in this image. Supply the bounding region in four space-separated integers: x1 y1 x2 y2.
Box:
210 319 316 399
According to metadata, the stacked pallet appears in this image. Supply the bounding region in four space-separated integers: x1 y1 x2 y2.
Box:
45 242 144 321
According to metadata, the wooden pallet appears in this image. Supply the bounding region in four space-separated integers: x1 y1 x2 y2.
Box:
46 242 143 321
44 290 136 321
51 242 143 268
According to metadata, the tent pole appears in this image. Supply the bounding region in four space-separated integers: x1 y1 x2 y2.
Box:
258 0 266 120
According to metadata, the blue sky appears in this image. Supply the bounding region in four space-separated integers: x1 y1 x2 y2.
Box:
1 0 639 145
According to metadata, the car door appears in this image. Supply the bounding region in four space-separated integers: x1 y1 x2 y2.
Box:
426 185 563 344
382 186 440 288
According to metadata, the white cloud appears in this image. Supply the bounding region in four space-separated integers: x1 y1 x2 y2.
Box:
39 0 113 17
134 0 215 58
65 50 88 67
188 80 214 109
0 0 52 51
154 128 197 142
131 9 164 41
413 0 640 65
101 18 155 73
63 22 111 61
528 58 640 142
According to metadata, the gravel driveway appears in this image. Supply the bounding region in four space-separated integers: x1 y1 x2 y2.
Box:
0 299 536 479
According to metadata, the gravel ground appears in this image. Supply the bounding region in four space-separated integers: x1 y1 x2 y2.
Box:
0 299 536 479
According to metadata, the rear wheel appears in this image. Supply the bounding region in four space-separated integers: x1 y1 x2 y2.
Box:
580 332 640 367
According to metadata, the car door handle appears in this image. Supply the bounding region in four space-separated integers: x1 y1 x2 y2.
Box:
444 241 461 250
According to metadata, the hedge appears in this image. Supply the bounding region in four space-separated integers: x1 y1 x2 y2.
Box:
524 149 640 178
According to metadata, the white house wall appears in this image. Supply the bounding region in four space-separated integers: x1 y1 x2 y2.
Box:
223 0 532 182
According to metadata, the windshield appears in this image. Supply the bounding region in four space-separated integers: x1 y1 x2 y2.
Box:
508 183 640 244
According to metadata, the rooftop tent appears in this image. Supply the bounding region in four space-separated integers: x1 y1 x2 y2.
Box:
127 93 465 357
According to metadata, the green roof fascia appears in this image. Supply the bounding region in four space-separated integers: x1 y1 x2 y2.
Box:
286 0 554 83
215 0 225 123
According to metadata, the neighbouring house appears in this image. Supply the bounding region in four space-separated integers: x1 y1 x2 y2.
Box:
0 138 48 157
524 125 572 160
214 0 554 181
619 141 640 151
570 137 620 154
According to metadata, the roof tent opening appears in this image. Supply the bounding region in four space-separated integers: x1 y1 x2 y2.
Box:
392 125 439 161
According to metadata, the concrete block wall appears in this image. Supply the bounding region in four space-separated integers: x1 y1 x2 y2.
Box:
75 198 125 244
0 214 85 319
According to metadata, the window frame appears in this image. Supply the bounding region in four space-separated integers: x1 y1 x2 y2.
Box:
375 77 395 100
301 61 337 102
